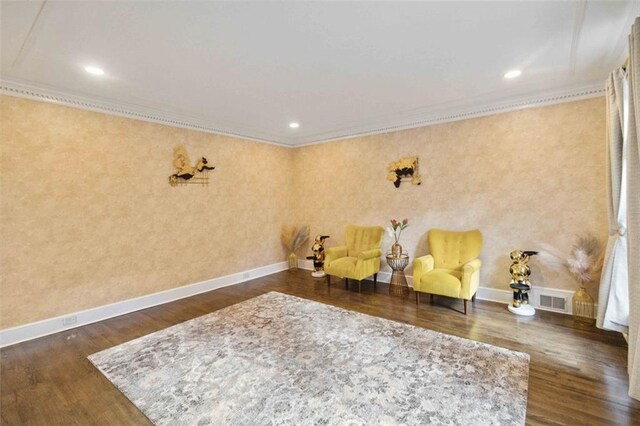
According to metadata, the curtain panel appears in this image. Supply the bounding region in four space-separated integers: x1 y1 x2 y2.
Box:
626 17 640 402
597 69 629 333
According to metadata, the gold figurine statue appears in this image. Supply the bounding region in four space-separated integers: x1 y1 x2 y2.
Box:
507 250 538 316
306 235 330 278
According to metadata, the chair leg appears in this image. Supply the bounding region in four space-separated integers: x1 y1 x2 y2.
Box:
345 278 349 290
373 273 377 291
415 292 420 305
358 280 362 293
464 299 468 315
472 293 476 303
430 294 434 304
326 275 331 288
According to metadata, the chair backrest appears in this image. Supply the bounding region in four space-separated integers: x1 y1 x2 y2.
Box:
345 225 384 255
428 229 482 269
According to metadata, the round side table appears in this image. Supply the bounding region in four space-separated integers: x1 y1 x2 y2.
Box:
386 252 410 297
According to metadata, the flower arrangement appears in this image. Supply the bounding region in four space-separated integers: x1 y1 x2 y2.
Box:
538 234 604 322
281 225 310 270
539 234 604 284
387 218 409 244
566 235 604 285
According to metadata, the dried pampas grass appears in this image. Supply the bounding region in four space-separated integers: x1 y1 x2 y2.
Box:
281 225 310 253
536 243 566 270
537 234 604 286
567 235 604 284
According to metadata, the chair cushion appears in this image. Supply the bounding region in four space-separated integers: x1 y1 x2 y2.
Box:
419 269 462 298
325 257 358 277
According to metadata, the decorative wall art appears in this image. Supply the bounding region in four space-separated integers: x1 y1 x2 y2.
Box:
168 146 215 186
386 157 421 188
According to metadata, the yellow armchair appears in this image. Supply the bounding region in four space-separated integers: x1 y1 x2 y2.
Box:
413 229 483 314
325 225 384 293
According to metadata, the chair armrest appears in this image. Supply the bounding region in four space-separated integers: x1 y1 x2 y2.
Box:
462 259 482 275
412 255 434 286
358 249 382 261
461 258 482 299
325 246 348 265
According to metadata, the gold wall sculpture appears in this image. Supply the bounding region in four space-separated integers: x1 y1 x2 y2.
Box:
387 157 421 188
169 146 215 186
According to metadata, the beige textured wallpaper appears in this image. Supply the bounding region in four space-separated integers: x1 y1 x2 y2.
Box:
291 98 607 297
0 95 606 330
0 95 293 329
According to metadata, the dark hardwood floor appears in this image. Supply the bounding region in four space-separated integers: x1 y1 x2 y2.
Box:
1 270 638 425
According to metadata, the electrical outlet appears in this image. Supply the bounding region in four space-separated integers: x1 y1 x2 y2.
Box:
62 315 77 326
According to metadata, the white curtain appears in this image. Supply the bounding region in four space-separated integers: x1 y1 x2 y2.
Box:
626 17 640 402
597 68 629 333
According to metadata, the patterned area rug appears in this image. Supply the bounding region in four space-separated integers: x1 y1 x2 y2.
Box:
89 292 529 425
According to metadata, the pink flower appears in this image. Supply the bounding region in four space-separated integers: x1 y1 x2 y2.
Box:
402 218 408 225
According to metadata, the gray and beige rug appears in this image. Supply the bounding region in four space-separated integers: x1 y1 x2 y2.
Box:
89 292 529 425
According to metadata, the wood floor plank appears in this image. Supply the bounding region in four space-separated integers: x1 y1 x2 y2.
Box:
1 270 638 425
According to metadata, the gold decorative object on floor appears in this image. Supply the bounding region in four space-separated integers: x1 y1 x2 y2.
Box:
573 287 595 324
507 250 538 317
538 235 602 323
386 157 421 188
168 146 215 186
280 225 310 270
307 235 330 278
386 252 410 297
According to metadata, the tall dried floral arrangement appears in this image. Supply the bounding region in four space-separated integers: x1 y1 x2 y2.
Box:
566 235 604 285
538 234 603 322
281 225 310 270
538 234 604 285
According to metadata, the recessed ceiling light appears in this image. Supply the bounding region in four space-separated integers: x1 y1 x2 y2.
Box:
504 69 522 79
289 122 300 129
84 66 105 76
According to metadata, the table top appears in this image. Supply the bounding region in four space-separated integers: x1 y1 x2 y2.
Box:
386 252 409 260
386 253 410 271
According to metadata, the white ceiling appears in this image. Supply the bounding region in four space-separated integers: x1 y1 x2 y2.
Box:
1 1 637 146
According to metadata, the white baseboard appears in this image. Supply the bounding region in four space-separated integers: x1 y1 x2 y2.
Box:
450 285 597 316
300 260 593 316
3 260 595 347
0 261 288 348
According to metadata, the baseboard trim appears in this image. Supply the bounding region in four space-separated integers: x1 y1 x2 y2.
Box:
299 260 593 316
454 285 597 316
0 261 288 348
4 261 594 347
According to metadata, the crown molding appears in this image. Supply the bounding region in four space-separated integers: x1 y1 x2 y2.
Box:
0 78 293 148
294 82 605 146
1 78 604 148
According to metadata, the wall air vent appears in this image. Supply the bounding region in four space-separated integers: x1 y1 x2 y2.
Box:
539 294 567 311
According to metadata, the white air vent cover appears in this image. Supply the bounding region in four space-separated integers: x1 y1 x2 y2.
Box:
539 294 567 311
